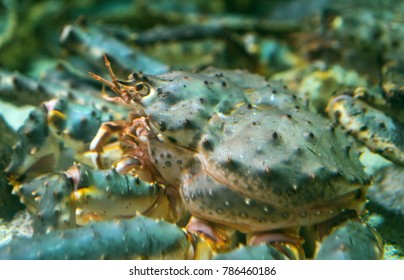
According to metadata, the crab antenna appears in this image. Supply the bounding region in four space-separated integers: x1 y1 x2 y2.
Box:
103 54 120 87
88 54 123 97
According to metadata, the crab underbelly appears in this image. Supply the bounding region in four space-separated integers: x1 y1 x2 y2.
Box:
180 172 366 233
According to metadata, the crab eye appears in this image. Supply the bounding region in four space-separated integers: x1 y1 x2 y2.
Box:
134 82 150 96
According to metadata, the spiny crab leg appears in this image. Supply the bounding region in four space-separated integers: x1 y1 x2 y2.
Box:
0 215 191 259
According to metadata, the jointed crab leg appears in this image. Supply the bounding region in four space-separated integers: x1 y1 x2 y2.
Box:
327 94 404 165
0 212 383 260
213 244 289 260
33 174 76 234
0 216 190 260
88 120 127 168
316 219 383 260
5 107 58 178
66 164 179 223
11 163 180 234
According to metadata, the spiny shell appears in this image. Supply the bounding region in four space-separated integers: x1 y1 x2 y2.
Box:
114 67 373 232
181 104 368 232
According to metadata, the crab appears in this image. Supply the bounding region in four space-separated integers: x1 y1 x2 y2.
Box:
0 54 385 260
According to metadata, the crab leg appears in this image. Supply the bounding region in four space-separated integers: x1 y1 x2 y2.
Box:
315 219 383 260
61 23 168 77
327 94 404 165
185 217 304 259
87 118 156 182
6 97 117 179
12 162 182 233
11 172 76 235
88 120 127 168
66 164 182 223
0 215 190 260
213 244 289 260
5 107 61 178
33 173 76 234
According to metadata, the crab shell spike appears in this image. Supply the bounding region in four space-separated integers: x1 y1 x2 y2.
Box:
32 173 76 235
5 106 59 177
9 175 49 214
0 216 190 260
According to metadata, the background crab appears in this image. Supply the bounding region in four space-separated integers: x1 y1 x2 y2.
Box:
0 0 403 259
